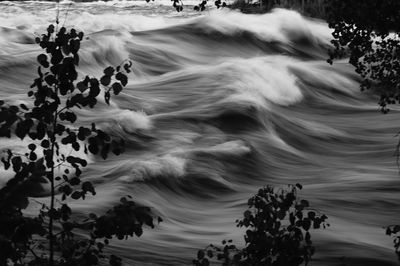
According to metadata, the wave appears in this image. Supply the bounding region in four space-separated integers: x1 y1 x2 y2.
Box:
1 2 399 265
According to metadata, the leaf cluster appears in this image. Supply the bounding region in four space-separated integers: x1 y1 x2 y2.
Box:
326 0 400 113
0 24 159 265
193 0 226 11
169 0 226 12
386 225 400 261
193 184 328 266
327 1 400 261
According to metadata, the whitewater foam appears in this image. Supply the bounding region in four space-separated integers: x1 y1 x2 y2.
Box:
119 154 186 182
1 3 399 265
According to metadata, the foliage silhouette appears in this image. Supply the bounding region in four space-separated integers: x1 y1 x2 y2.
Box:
168 0 226 12
193 184 329 266
0 24 160 265
326 0 400 113
327 0 400 260
386 225 400 261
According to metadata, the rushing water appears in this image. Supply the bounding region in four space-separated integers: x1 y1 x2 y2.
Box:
1 1 400 265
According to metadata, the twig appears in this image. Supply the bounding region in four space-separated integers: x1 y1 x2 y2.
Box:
62 2 74 28
28 246 40 259
56 0 60 26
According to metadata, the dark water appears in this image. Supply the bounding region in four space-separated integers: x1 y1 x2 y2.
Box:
0 2 400 265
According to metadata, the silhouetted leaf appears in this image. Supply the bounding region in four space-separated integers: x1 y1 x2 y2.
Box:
103 66 114 77
71 191 81 200
37 54 49 68
116 72 128 86
112 82 123 95
77 81 87 92
82 181 95 195
100 75 111 86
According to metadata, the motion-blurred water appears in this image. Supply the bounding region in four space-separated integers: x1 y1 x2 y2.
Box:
1 1 400 265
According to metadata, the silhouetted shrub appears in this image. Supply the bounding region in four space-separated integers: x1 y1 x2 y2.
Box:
327 2 400 259
386 225 400 261
194 184 328 266
0 24 160 265
327 0 400 113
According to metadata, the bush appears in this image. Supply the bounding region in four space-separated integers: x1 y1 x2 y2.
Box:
194 184 329 266
0 24 160 265
327 2 400 260
386 225 400 261
326 0 400 113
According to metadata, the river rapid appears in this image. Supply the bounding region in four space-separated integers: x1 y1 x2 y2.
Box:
0 1 400 265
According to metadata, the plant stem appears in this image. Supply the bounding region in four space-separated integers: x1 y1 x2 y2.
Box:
49 88 59 266
28 246 39 259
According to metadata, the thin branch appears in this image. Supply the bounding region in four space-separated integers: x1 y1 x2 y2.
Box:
62 2 73 28
57 106 68 114
55 161 75 170
84 240 93 255
54 180 68 189
56 0 60 26
28 246 40 259
31 198 47 207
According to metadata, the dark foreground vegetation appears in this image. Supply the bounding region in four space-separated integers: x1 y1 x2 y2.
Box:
327 0 400 260
193 185 328 266
1 0 400 265
0 25 160 265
